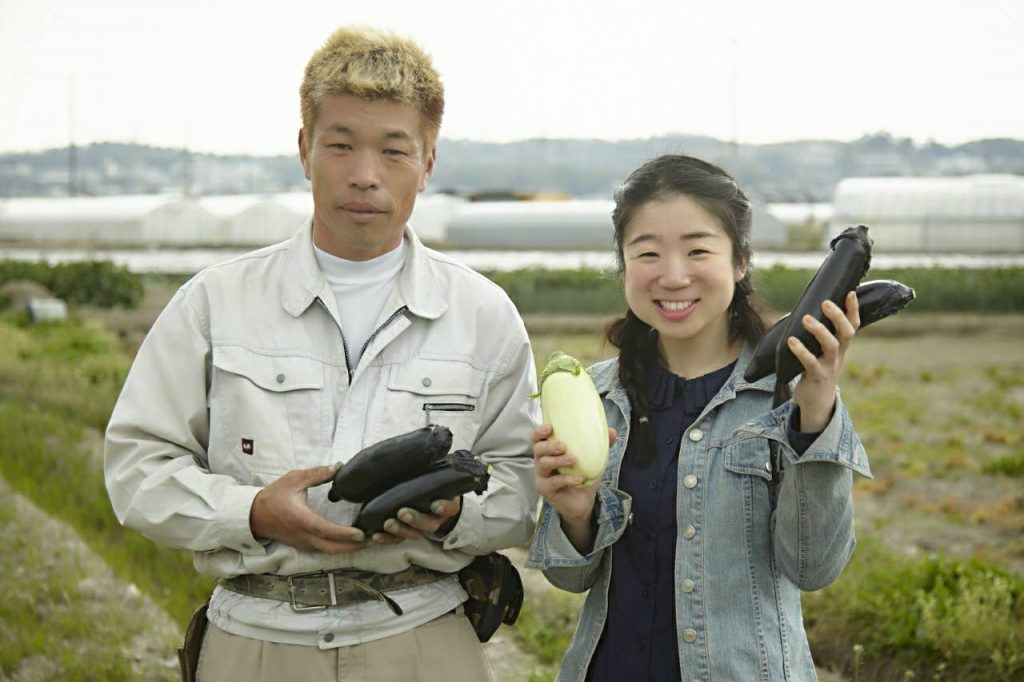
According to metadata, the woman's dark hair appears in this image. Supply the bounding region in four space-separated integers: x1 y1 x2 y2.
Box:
605 155 768 462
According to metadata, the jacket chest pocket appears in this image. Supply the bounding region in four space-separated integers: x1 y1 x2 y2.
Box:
376 359 485 452
208 345 325 480
722 435 775 538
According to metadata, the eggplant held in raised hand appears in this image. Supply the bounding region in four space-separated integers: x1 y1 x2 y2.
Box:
749 225 873 387
353 449 491 534
327 424 453 503
744 279 916 382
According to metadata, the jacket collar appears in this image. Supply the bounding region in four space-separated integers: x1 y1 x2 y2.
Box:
280 221 447 320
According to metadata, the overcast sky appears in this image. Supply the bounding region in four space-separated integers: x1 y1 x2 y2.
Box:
1 0 1020 156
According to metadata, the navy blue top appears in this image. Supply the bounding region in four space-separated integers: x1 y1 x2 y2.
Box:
586 361 819 682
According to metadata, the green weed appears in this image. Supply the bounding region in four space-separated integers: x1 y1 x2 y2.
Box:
984 453 1024 478
804 537 1024 681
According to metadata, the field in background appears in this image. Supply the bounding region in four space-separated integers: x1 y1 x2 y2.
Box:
0 264 1022 679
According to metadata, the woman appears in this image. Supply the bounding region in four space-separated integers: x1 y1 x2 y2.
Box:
526 155 871 681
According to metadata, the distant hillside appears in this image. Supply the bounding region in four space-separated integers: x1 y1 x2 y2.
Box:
2 134 1022 202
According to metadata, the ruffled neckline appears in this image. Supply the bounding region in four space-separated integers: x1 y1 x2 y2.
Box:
648 359 736 413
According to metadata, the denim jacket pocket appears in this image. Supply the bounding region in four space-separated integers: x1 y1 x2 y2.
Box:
723 435 774 482
208 345 325 479
380 359 485 451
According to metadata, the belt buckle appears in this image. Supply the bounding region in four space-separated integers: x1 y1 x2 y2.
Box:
287 570 335 611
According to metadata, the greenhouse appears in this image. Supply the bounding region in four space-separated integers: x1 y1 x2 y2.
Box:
446 199 788 249
0 193 462 247
830 175 1024 252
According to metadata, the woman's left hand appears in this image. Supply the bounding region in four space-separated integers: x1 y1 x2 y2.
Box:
789 290 860 432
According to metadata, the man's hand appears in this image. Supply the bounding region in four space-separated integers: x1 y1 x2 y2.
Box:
370 496 463 545
250 465 367 554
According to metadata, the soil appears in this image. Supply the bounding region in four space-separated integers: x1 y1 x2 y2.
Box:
0 477 181 681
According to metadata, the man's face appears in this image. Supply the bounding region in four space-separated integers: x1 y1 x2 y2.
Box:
299 94 435 260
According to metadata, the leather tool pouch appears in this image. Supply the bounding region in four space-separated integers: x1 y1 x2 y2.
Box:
177 599 210 682
457 552 524 643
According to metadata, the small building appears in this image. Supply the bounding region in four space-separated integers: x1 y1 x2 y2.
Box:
829 175 1024 252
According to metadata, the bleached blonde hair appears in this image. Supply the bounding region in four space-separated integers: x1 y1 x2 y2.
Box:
300 26 444 147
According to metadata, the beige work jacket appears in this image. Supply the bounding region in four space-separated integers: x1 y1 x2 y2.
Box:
105 223 540 578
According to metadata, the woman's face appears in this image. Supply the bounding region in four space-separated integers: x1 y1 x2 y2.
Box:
622 195 746 359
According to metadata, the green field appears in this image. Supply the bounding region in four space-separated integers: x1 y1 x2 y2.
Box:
0 276 1022 679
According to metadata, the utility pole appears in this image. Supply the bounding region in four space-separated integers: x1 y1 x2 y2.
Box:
183 146 193 196
68 73 78 197
730 35 740 163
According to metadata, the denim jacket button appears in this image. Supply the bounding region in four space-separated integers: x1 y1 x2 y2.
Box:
681 579 695 593
688 428 703 442
683 474 698 489
683 525 696 539
683 628 697 642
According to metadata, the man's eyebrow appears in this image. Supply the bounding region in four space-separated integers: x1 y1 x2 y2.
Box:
383 130 416 142
323 124 415 143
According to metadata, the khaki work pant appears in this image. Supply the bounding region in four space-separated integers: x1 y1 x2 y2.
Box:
195 609 493 682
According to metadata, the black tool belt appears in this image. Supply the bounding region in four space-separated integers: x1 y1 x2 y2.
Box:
220 565 448 616
458 552 524 643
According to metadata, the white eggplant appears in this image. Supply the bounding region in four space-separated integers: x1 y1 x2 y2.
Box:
536 352 609 487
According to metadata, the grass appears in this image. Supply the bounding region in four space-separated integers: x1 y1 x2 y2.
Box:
803 537 1024 681
0 316 213 629
510 588 587 680
0 486 175 681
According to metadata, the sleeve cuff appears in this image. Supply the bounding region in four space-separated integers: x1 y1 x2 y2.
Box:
440 494 484 551
525 485 632 568
220 484 268 555
786 407 822 455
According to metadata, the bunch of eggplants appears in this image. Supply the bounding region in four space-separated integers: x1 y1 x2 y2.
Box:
327 425 490 535
746 225 915 386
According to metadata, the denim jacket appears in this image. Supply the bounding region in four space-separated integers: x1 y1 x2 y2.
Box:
526 346 871 681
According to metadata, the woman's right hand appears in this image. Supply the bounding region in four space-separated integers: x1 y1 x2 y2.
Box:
533 424 616 552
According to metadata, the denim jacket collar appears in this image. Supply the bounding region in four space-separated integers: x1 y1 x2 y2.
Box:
280 222 447 321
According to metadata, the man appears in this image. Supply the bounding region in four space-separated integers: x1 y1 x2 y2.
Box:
104 26 539 681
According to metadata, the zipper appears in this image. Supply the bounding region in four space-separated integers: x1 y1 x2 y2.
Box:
422 403 476 412
315 298 409 383
358 305 409 363
315 297 353 380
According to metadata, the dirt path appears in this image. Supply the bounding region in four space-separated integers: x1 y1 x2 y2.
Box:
0 477 181 681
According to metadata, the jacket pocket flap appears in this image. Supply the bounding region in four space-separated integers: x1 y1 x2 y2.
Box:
388 359 483 397
723 436 773 481
212 346 323 392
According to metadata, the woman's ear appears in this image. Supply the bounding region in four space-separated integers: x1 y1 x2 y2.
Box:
734 259 748 283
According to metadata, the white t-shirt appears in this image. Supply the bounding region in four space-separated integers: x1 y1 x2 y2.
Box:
313 240 406 368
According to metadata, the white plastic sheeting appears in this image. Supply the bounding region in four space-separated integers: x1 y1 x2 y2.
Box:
0 192 464 247
830 175 1024 252
447 200 616 249
446 199 788 249
3 191 790 250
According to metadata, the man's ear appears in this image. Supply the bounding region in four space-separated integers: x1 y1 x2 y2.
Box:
418 146 437 192
298 129 311 181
